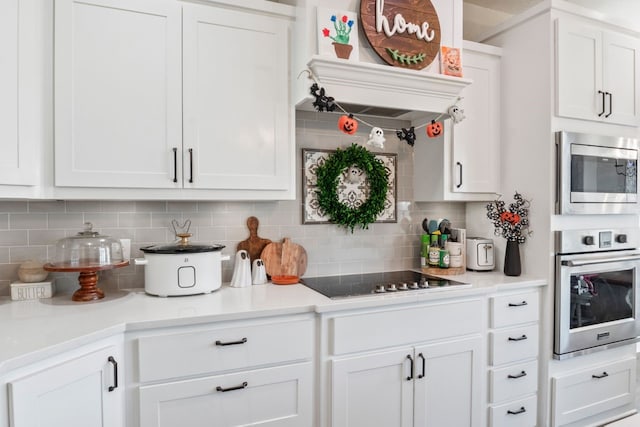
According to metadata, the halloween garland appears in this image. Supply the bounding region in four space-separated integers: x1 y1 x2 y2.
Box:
302 69 464 148
486 192 532 243
315 144 389 232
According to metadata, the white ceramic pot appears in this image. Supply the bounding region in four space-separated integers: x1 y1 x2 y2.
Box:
135 242 229 297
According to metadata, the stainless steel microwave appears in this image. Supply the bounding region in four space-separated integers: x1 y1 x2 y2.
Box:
556 131 639 214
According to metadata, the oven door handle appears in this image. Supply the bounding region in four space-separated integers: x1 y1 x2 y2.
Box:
562 254 640 267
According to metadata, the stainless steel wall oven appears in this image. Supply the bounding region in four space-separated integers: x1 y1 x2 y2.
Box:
556 131 639 214
554 228 640 359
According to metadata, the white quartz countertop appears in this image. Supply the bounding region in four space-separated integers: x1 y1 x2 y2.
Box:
0 270 545 373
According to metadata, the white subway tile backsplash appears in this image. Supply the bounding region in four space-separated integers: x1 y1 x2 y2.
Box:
29 201 66 213
118 213 152 228
47 213 84 229
0 230 28 247
0 114 465 295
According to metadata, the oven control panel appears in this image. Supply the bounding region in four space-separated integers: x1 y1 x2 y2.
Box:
557 228 639 254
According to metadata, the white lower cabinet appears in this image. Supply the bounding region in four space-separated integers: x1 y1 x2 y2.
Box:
6 337 124 427
324 298 484 427
129 314 314 427
488 289 540 427
551 356 637 427
332 336 482 427
139 362 311 427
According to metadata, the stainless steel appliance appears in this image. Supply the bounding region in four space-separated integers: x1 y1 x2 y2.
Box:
300 270 470 299
554 228 640 359
466 237 495 271
556 131 638 214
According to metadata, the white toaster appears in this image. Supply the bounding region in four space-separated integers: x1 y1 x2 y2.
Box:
466 237 495 271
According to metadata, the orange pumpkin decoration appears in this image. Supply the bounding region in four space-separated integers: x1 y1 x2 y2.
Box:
426 120 443 138
338 114 358 135
500 211 521 225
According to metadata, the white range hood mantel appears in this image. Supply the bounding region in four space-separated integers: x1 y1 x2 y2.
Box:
298 56 472 120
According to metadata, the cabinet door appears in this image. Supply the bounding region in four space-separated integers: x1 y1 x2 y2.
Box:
139 362 312 427
556 19 603 122
0 0 37 186
332 348 414 427
8 346 122 427
452 48 500 193
414 336 483 427
602 31 640 126
182 4 292 191
55 0 182 188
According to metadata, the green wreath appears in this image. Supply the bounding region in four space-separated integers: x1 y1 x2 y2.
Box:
315 144 389 232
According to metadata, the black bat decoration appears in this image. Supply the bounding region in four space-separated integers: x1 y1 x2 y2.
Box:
310 83 336 112
396 126 416 146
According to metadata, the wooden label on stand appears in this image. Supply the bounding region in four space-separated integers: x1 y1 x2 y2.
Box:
360 0 441 70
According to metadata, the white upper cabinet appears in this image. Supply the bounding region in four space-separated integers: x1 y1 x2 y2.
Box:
54 0 295 199
414 41 501 201
451 42 501 194
54 0 182 189
0 0 40 187
556 17 640 126
182 4 292 192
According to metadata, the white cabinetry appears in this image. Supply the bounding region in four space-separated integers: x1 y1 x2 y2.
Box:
54 0 295 199
54 0 182 189
556 17 640 126
325 298 484 427
0 0 41 187
414 41 501 201
551 355 637 427
488 289 540 427
130 314 313 427
5 337 123 427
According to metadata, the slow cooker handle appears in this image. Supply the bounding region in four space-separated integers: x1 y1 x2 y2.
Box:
134 258 148 266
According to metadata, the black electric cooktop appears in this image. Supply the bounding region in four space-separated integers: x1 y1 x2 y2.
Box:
300 270 471 299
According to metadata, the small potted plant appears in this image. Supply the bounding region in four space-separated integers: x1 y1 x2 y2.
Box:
322 15 355 59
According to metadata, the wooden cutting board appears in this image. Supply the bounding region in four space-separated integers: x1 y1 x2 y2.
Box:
236 216 271 263
261 238 308 277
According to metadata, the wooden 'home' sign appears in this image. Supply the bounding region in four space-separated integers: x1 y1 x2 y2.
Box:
360 0 441 70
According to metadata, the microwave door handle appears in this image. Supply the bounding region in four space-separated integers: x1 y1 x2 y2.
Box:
562 254 640 267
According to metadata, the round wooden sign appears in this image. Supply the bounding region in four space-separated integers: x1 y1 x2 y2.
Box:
360 0 441 70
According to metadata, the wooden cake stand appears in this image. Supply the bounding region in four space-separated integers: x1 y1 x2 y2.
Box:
44 260 129 302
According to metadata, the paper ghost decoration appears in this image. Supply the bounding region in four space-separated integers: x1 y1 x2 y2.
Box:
367 127 386 148
396 127 417 146
448 105 466 124
346 166 362 184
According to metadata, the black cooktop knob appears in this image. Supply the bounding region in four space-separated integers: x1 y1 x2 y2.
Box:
616 234 628 244
583 235 595 246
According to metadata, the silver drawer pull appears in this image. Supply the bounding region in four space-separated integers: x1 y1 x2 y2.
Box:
216 382 248 392
507 370 527 379
215 337 248 346
592 372 609 379
508 335 527 342
507 406 526 415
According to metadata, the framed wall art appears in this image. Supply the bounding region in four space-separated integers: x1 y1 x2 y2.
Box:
302 148 397 225
316 8 360 61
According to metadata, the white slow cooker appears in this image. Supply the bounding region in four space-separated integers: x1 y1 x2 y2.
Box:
135 235 229 297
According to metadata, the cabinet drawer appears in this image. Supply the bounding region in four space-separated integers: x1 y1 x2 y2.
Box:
489 395 537 427
137 318 313 382
139 362 312 427
330 299 482 355
552 356 636 427
490 360 538 403
491 290 539 328
490 324 538 366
